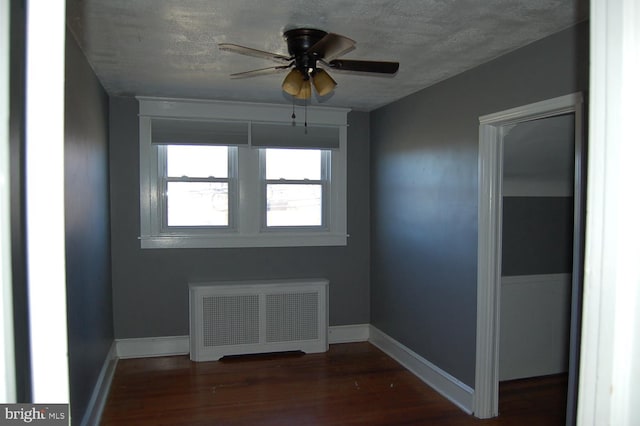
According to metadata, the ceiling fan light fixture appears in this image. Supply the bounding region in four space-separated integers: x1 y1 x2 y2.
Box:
294 79 312 100
282 69 305 96
223 28 399 100
312 69 337 96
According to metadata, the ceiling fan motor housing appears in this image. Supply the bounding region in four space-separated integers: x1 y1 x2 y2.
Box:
284 28 327 77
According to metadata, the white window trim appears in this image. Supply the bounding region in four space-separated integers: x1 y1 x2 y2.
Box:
138 97 350 249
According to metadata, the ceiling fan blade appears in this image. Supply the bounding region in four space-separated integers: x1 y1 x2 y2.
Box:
307 33 356 61
328 59 399 74
218 43 292 64
230 64 291 79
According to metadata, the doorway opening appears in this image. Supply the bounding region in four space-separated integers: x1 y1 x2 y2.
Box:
473 93 585 425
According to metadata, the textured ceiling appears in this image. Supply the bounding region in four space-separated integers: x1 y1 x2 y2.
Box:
66 0 587 111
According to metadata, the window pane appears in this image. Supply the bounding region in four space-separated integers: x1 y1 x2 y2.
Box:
167 145 228 178
167 182 228 226
265 149 321 180
267 184 321 227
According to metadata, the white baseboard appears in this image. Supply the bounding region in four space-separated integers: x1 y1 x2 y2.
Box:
368 326 474 414
80 341 118 426
116 335 190 359
116 325 371 359
328 324 370 344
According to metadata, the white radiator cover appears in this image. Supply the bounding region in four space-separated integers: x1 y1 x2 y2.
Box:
189 278 329 361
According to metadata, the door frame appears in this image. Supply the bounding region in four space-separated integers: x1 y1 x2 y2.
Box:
0 0 16 402
473 93 584 419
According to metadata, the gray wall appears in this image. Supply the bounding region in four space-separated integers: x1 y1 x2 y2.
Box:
502 196 574 276
65 32 114 423
109 99 370 338
370 22 588 387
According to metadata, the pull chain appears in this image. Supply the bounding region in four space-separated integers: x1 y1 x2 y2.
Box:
304 99 308 134
291 98 296 123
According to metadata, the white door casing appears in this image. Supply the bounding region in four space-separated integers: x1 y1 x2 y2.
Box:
474 93 584 418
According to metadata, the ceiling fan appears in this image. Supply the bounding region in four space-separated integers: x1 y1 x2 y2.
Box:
219 28 399 100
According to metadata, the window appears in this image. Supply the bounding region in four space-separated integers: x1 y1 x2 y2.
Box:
138 98 348 248
263 148 327 228
162 145 236 229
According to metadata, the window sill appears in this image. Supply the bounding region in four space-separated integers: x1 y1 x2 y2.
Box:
139 233 348 249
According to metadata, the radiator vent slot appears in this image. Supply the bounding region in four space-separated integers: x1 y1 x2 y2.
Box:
189 279 328 361
202 295 259 347
266 292 319 343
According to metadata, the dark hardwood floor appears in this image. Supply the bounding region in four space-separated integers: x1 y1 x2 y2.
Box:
101 342 567 425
